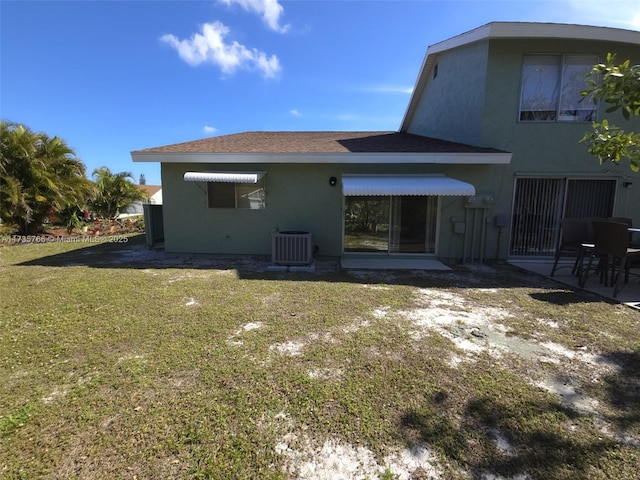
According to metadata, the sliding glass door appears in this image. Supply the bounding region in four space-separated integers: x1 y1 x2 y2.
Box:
510 177 616 256
344 197 390 252
344 196 438 254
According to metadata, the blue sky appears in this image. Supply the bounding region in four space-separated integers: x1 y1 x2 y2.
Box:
2 0 640 186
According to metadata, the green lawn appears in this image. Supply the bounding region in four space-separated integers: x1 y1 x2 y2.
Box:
1 235 639 479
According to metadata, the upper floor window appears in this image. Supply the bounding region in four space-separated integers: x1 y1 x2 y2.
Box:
519 54 598 122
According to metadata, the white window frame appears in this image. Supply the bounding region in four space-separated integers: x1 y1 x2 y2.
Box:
519 54 599 123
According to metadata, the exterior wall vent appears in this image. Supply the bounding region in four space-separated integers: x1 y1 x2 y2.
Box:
272 231 313 265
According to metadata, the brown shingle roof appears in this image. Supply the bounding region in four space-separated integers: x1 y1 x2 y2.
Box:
133 131 504 154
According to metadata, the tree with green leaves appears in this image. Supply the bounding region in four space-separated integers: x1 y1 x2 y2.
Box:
90 166 147 219
0 121 93 234
581 53 640 172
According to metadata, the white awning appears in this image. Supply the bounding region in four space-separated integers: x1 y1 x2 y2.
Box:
342 174 475 196
183 172 264 183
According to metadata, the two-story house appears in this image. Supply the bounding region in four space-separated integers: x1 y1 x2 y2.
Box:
131 22 640 266
401 22 640 261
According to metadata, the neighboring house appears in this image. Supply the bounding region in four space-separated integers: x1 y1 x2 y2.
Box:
131 22 640 265
121 185 163 217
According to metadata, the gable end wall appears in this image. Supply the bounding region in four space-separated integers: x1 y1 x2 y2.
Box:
406 41 489 146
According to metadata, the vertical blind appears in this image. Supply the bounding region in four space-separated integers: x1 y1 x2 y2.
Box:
510 178 616 256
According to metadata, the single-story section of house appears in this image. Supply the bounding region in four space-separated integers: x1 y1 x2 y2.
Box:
131 131 511 265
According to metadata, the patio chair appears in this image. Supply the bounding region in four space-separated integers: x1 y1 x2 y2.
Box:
550 218 590 277
573 217 612 280
580 221 640 298
609 217 632 227
610 217 639 248
585 217 610 242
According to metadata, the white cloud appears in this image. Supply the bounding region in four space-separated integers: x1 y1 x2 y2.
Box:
219 0 290 33
203 125 217 133
364 85 414 95
161 21 281 78
289 109 301 116
562 1 640 31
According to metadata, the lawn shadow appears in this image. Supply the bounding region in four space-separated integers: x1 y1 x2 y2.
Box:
14 235 274 272
399 390 623 479
13 234 147 263
529 290 608 305
12 238 631 300
599 351 640 434
399 348 640 479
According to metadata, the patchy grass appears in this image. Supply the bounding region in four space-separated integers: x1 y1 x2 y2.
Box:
1 236 639 479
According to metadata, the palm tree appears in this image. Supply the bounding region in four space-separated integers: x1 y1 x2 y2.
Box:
90 167 147 219
0 123 37 231
0 121 93 234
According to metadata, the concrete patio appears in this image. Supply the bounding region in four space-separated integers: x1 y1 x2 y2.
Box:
509 259 640 310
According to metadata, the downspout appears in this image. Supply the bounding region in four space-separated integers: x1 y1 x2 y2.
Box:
480 209 487 263
463 207 470 262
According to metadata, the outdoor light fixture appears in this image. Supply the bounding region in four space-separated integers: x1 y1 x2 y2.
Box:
623 181 633 188
329 176 337 186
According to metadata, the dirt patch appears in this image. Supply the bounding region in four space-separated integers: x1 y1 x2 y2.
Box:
270 340 305 357
275 428 442 479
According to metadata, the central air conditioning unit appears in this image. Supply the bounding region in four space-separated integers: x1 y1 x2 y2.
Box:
272 231 313 266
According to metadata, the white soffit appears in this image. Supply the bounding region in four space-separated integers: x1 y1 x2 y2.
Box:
427 22 640 56
183 172 264 183
342 175 475 196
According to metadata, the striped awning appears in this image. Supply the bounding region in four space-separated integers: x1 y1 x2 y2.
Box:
183 172 264 183
342 174 475 196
